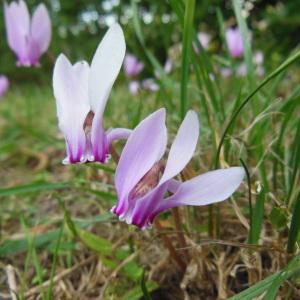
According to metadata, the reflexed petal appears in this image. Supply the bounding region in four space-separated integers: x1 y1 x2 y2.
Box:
114 108 167 214
167 179 181 194
89 23 126 115
106 128 132 146
156 167 245 214
130 182 169 229
90 106 108 163
30 4 51 54
53 54 90 163
4 1 30 63
159 110 199 184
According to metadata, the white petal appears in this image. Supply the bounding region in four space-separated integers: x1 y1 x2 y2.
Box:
159 110 199 184
30 3 51 54
53 54 90 160
88 23 126 115
4 0 30 56
115 108 167 200
166 167 245 207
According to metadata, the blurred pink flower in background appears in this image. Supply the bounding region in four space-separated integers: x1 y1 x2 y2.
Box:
124 54 144 95
193 32 211 53
0 76 9 97
197 32 211 50
4 0 51 67
225 28 244 58
124 54 144 78
128 80 140 95
155 58 172 79
142 78 159 92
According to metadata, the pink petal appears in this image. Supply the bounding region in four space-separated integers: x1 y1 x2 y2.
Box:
198 32 210 50
225 28 244 58
90 106 108 163
89 23 125 115
159 110 199 184
30 4 51 56
114 108 167 215
157 167 245 214
53 54 90 163
130 182 169 229
124 54 144 77
4 0 30 64
128 80 140 95
142 78 159 91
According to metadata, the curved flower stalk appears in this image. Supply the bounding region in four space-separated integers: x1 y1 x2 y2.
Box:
225 28 243 58
53 23 131 164
0 76 9 97
4 0 51 67
112 108 245 229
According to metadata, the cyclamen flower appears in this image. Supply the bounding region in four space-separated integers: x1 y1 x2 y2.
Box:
124 54 144 78
142 78 159 92
112 108 245 229
53 23 131 164
124 54 144 95
198 32 211 50
4 0 51 67
129 80 140 95
0 76 9 97
225 28 244 58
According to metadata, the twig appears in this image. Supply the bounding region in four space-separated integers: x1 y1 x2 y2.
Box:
6 265 17 300
109 144 120 163
171 207 189 261
100 250 140 298
155 220 186 271
25 255 96 298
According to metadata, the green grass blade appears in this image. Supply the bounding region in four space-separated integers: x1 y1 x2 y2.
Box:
287 191 300 253
232 0 256 91
47 224 63 300
229 253 300 299
287 119 300 205
131 0 174 107
140 269 152 300
180 0 195 119
170 0 222 121
272 93 300 190
249 187 265 244
240 159 253 233
215 49 300 168
262 253 300 299
0 182 69 197
0 214 113 256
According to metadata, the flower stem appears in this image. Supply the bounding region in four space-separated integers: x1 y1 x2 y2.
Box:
171 207 189 260
109 144 120 163
154 220 186 271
